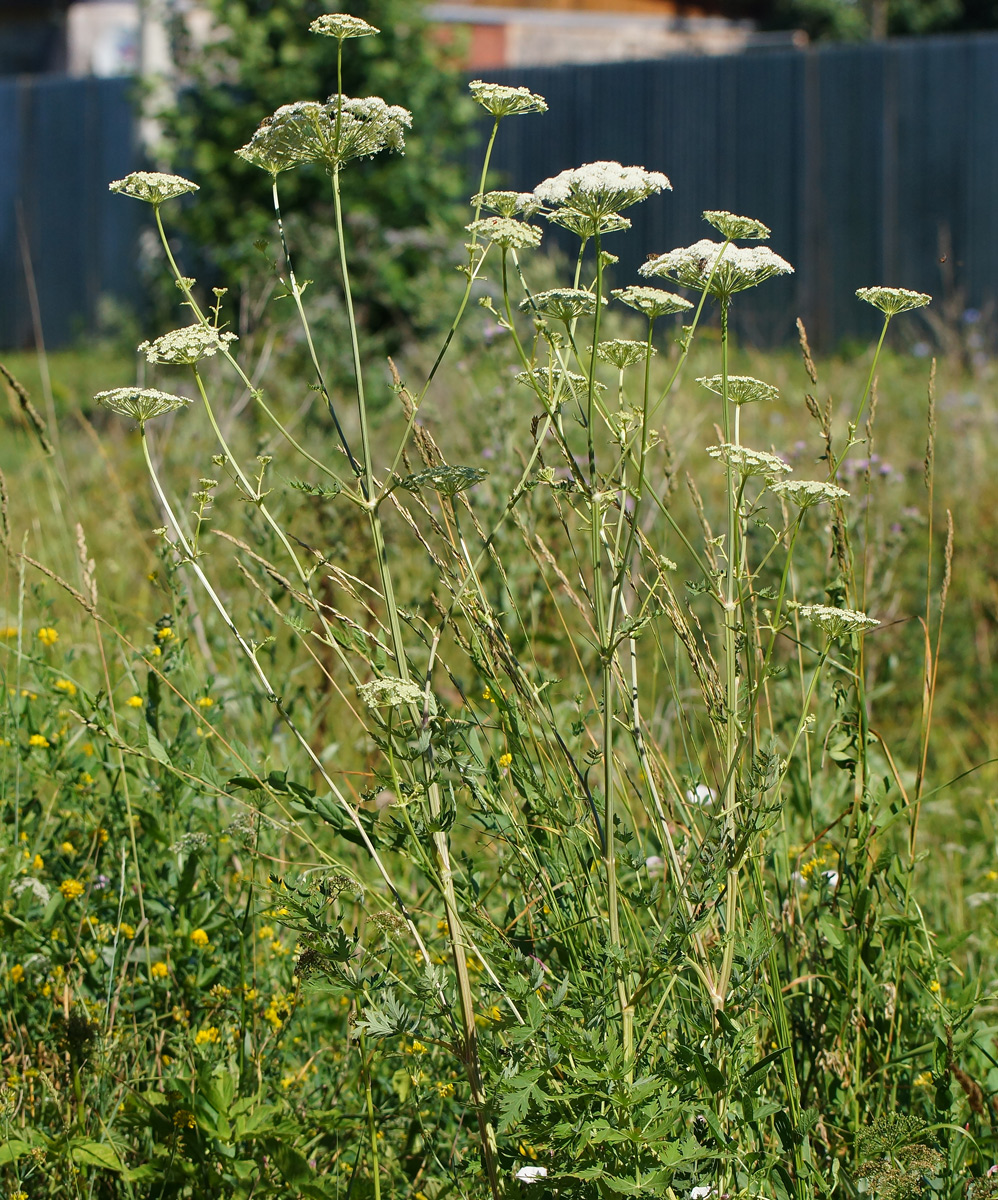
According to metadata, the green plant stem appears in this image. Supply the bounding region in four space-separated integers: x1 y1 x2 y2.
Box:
417 117 501 402
152 205 354 496
137 424 433 966
717 295 741 1007
359 1031 381 1200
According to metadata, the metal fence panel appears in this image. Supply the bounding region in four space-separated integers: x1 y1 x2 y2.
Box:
4 35 998 349
0 75 140 351
487 33 998 348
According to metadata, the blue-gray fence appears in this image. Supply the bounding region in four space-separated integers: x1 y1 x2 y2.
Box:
3 33 998 350
488 33 998 347
0 74 140 351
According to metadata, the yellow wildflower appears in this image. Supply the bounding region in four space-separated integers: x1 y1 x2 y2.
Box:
150 961 169 980
125 695 143 709
930 979 941 993
435 1080 455 1098
28 734 50 749
190 928 209 949
209 983 230 1000
987 870 998 883
156 626 175 642
498 752 512 768
37 627 59 647
172 1108 196 1128
196 696 214 708
194 1026 220 1046
54 679 77 696
914 1071 933 1087
82 742 94 756
257 925 275 940
31 854 43 870
2 626 18 638
60 841 76 857
59 879 85 900
118 922 135 939
9 964 25 984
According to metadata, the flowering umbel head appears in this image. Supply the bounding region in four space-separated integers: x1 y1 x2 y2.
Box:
856 286 932 316
595 339 655 369
109 172 199 205
697 375 779 406
612 286 693 320
309 12 379 39
94 388 192 423
641 240 793 299
466 216 542 251
138 326 238 366
534 161 671 230
702 210 771 240
707 443 792 480
469 80 547 118
237 96 412 175
798 604 878 640
473 190 540 219
521 289 606 323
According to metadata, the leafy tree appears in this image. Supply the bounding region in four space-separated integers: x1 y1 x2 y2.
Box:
160 0 476 357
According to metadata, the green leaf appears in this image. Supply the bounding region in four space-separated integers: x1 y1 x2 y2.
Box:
398 466 487 497
70 1140 125 1172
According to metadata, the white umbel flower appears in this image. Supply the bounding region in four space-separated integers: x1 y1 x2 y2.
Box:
521 289 606 322
473 190 540 218
856 286 932 316
515 1165 548 1184
534 161 670 219
466 216 542 250
138 325 238 366
546 207 631 239
797 604 878 640
309 12 379 38
237 96 411 174
94 388 192 422
641 239 793 298
469 80 547 118
697 374 779 405
702 210 770 240
595 339 655 369
707 443 792 479
517 368 605 402
612 286 692 319
770 479 849 509
358 677 434 713
109 171 198 205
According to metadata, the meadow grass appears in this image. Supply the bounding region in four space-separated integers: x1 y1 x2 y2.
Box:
3 19 998 1200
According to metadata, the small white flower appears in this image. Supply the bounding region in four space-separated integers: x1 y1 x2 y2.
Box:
109 171 198 204
534 161 670 225
821 870 840 888
686 784 716 806
612 285 692 319
641 239 793 298
521 288 606 323
856 286 931 316
358 676 434 714
466 216 542 250
707 443 792 479
645 855 665 878
94 388 192 422
702 210 770 240
595 339 655 369
697 374 779 406
770 479 849 509
691 1187 715 1199
797 604 878 640
138 325 237 366
473 190 540 218
469 80 547 118
515 1166 548 1184
237 96 411 175
309 12 380 39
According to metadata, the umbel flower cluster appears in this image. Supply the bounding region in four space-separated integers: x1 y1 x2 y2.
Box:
237 96 412 175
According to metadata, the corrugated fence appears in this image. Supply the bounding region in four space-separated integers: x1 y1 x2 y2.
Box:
0 74 140 350
488 32 998 347
3 33 998 349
